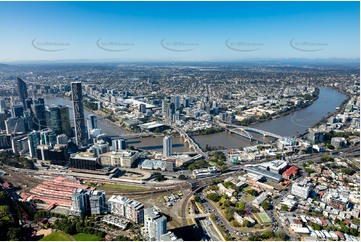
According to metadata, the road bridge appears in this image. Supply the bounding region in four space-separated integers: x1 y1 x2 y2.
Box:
228 124 283 139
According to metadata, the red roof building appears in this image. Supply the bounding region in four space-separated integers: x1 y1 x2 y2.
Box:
282 166 299 180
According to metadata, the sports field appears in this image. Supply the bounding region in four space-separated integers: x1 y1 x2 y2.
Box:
254 212 272 224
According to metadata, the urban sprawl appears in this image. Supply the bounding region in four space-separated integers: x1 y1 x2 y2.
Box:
0 63 360 241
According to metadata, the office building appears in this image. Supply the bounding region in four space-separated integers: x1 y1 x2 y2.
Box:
173 95 180 110
33 101 47 130
11 134 29 155
36 144 68 165
46 105 62 135
108 195 144 224
60 106 72 137
0 134 11 149
308 128 325 144
25 98 33 110
0 98 6 112
89 114 97 129
291 183 310 199
244 166 282 182
331 137 347 148
5 117 25 134
100 150 139 167
11 105 24 118
144 207 167 241
112 138 126 151
219 112 234 123
40 129 57 146
87 114 97 139
139 104 147 114
56 134 68 144
71 82 87 147
89 141 109 157
0 111 8 130
163 136 172 157
27 130 41 158
259 160 288 174
23 111 33 132
16 77 28 109
69 152 99 170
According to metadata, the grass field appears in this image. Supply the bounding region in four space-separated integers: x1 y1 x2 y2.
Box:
97 183 149 191
73 233 102 241
40 231 74 241
254 212 272 224
41 232 102 241
241 193 255 202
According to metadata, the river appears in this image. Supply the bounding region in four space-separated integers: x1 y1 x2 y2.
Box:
251 87 346 136
44 87 346 151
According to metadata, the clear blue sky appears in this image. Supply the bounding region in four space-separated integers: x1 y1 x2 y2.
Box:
0 1 359 62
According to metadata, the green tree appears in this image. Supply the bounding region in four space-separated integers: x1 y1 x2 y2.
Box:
243 220 252 227
261 200 271 210
206 193 220 202
7 227 21 241
261 231 273 239
281 205 289 211
236 202 246 214
194 196 201 203
178 174 187 180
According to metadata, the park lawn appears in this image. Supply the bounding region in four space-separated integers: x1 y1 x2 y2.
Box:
40 231 74 241
97 183 149 191
73 233 102 241
241 193 255 202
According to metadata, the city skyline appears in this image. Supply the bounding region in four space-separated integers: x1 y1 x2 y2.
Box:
0 1 359 63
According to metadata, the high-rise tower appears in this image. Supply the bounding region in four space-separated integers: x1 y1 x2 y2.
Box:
16 77 28 109
163 136 172 157
71 82 87 147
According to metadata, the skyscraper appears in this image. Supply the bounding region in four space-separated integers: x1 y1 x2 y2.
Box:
71 82 87 147
46 105 62 135
5 117 25 134
28 130 41 158
60 106 72 137
0 111 8 130
163 136 172 157
0 98 6 112
173 95 180 110
87 114 97 139
16 77 28 109
89 114 97 129
11 105 24 118
33 99 47 130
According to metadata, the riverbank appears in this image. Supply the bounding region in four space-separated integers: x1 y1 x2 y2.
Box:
236 87 320 127
44 86 346 150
